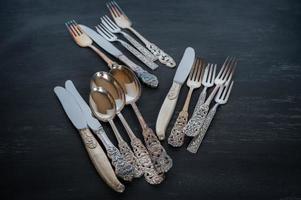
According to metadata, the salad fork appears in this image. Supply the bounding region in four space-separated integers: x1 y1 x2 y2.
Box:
187 81 234 153
184 57 237 137
100 15 157 62
95 24 158 70
168 58 204 147
107 1 176 68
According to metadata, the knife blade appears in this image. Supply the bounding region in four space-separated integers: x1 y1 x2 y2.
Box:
79 24 159 88
155 47 195 140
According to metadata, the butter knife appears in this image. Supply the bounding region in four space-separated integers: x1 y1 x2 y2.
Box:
155 47 195 140
79 24 158 88
54 86 125 193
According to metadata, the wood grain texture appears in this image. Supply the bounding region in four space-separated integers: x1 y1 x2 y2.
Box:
1 0 301 199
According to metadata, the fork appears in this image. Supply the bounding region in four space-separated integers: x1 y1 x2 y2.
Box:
107 1 176 68
187 81 234 153
168 58 204 147
101 15 157 62
96 23 158 70
184 57 237 137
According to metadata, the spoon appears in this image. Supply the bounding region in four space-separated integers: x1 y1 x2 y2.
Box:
110 65 173 174
90 72 143 178
92 71 164 184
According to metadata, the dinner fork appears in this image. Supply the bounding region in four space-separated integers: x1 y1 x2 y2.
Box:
187 81 234 153
168 58 204 147
95 24 158 70
107 1 176 68
184 57 237 137
101 15 157 62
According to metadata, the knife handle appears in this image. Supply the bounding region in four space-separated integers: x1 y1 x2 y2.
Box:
118 55 159 88
156 82 182 140
79 128 125 193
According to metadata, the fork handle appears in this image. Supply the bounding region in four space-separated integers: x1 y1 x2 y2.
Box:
118 55 159 88
168 110 188 147
195 87 207 110
118 40 158 70
187 103 218 153
121 32 157 61
89 44 115 68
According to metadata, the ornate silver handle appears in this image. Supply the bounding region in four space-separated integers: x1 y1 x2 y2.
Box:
187 104 218 153
183 103 210 137
131 137 164 184
118 40 158 70
121 32 157 62
146 42 176 68
118 55 159 88
168 110 188 147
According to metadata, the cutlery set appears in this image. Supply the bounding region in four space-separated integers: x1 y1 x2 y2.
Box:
56 0 238 193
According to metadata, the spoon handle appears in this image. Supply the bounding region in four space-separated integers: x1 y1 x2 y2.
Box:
131 103 173 173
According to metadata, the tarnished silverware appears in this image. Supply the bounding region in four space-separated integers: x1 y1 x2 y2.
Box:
90 72 143 178
107 1 176 67
96 23 158 70
110 65 172 174
184 57 237 137
54 86 125 193
168 58 204 147
101 15 157 62
187 81 234 153
64 80 134 181
92 70 164 184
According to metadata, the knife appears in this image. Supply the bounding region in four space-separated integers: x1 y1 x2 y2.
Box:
79 24 159 88
54 86 125 193
64 80 135 181
155 47 195 140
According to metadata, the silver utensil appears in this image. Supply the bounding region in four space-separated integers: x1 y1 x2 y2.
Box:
110 65 173 174
54 86 125 193
184 57 237 137
168 58 204 147
156 47 195 140
96 23 158 70
64 80 134 180
187 81 234 153
107 1 176 67
92 70 164 184
79 24 159 88
101 15 157 62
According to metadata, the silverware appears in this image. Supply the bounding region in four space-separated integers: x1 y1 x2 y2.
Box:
64 80 134 181
168 58 204 147
156 47 195 140
184 57 237 137
187 81 234 153
89 86 136 181
92 70 164 184
54 86 125 193
107 1 176 68
65 20 158 88
110 65 173 174
101 15 157 62
96 23 158 70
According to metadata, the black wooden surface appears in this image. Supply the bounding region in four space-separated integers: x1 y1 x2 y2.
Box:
1 0 301 199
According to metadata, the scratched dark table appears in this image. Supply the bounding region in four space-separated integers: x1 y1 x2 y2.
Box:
1 0 301 199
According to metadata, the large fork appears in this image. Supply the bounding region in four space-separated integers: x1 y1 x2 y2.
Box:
184 57 237 137
168 58 204 147
107 1 176 68
101 15 157 62
95 23 158 70
187 81 234 153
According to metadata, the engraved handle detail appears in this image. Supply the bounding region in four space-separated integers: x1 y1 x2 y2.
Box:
183 104 210 137
118 55 159 88
122 32 157 62
187 104 218 153
168 111 188 147
119 40 158 70
146 43 176 68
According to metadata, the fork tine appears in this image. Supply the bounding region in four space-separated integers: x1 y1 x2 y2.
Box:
72 20 83 35
192 59 199 80
107 2 118 18
96 24 110 38
211 64 217 83
196 59 203 81
102 15 118 30
224 81 234 101
202 64 209 84
68 21 80 37
207 64 213 82
110 1 122 17
215 83 225 101
105 15 119 29
65 22 76 37
221 57 235 80
100 24 114 37
188 59 197 80
224 59 237 85
216 56 230 79
112 1 125 16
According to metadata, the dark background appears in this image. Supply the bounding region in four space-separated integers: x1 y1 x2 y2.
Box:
1 0 301 199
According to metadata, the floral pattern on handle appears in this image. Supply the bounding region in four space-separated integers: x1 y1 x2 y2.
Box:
187 104 218 153
168 111 188 147
146 43 176 67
